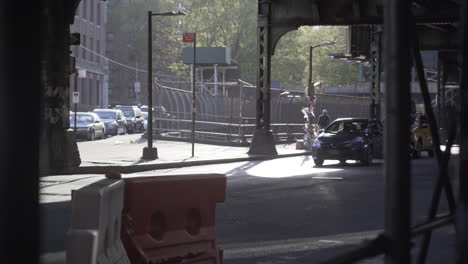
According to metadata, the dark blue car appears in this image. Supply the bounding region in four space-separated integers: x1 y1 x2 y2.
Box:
93 109 127 136
311 118 383 166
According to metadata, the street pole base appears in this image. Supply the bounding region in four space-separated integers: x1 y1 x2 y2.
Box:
142 147 158 160
248 128 278 155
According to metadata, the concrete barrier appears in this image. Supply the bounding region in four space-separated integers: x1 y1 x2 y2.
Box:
121 174 226 264
67 179 130 264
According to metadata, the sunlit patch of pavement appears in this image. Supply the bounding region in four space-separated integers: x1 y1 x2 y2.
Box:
40 174 103 203
246 158 344 178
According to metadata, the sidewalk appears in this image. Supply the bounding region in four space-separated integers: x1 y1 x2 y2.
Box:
73 134 312 174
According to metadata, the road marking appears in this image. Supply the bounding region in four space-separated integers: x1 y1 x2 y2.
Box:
318 240 344 243
311 176 343 180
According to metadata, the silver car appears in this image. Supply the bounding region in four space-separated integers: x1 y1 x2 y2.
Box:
70 112 106 140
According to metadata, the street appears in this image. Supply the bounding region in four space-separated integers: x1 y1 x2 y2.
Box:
40 138 457 263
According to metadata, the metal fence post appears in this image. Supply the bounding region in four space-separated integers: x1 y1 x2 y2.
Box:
383 0 412 262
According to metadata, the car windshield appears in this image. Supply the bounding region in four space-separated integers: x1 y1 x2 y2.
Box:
325 120 368 134
70 114 93 124
94 111 116 119
118 109 135 118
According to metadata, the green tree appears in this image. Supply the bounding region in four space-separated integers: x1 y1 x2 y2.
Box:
107 1 357 89
178 0 257 82
272 26 359 89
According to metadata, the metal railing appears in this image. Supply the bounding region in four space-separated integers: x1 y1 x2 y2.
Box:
153 117 304 145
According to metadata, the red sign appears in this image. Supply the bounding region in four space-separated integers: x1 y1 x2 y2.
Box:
182 32 195 42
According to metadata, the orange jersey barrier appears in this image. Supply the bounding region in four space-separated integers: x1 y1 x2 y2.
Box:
121 174 226 264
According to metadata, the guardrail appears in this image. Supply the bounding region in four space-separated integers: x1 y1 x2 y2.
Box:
152 117 304 145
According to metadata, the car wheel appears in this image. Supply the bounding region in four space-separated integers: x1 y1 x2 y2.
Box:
360 147 373 166
339 159 346 165
89 130 95 141
313 158 324 167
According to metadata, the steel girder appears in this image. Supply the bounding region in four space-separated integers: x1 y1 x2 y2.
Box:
248 0 278 155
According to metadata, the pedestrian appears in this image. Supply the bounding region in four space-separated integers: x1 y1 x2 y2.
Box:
317 109 330 130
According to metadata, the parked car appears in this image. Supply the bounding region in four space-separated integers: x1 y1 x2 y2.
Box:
139 105 154 114
311 118 383 166
142 111 148 131
114 105 145 133
410 113 433 158
93 109 127 136
70 112 106 140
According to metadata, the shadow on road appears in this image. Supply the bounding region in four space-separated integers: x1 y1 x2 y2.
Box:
40 201 71 253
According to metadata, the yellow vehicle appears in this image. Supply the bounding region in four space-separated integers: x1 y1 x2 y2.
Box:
410 113 433 158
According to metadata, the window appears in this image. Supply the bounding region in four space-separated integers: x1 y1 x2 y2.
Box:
97 2 101 26
107 32 114 41
96 40 100 63
88 78 93 105
90 0 94 23
81 35 87 60
90 37 94 62
95 80 100 105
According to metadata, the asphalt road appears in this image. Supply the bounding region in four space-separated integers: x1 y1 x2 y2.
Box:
40 155 457 263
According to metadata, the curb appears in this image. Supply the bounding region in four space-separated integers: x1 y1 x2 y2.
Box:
71 151 313 175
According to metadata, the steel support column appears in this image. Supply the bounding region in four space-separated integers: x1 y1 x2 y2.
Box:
456 0 468 262
2 1 41 262
249 0 277 155
383 0 412 262
370 25 382 121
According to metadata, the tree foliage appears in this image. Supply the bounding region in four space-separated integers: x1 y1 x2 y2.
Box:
273 26 358 89
107 1 357 87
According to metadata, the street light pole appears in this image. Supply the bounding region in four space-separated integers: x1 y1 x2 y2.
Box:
142 10 186 160
307 41 336 96
308 46 313 96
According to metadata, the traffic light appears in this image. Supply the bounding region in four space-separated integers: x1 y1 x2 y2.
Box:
70 33 80 46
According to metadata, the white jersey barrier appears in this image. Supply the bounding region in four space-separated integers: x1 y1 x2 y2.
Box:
67 179 130 264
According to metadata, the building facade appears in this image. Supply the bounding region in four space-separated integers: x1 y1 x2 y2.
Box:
70 0 108 111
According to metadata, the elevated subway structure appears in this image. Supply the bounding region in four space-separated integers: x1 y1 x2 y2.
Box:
1 0 467 263
249 0 467 263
